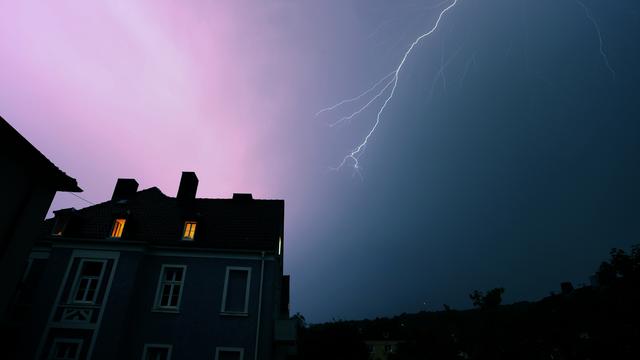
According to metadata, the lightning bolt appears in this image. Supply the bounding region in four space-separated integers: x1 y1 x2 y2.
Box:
428 44 464 104
316 71 395 119
575 0 615 78
458 51 476 87
319 0 460 171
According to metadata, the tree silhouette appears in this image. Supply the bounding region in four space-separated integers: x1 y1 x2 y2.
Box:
469 288 504 310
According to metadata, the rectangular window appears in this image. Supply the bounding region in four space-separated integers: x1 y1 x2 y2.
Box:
153 265 186 310
48 338 82 360
142 344 172 360
110 218 126 238
215 347 243 360
182 221 197 241
69 260 106 304
221 267 251 314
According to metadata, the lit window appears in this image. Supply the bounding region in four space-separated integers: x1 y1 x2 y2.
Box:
221 267 251 314
70 260 106 304
142 344 172 360
110 218 126 238
182 221 197 241
154 265 186 310
49 338 82 360
215 347 244 360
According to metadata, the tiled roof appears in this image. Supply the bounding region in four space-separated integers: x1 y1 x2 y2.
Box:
43 187 284 252
1 115 81 192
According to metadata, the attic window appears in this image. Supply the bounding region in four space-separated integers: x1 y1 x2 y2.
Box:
110 219 126 238
51 218 67 236
182 221 197 241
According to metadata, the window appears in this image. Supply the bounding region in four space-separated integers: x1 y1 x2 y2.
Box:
142 344 172 360
69 260 106 304
153 265 186 310
110 218 126 238
215 347 243 360
181 221 197 241
221 267 251 314
48 338 82 360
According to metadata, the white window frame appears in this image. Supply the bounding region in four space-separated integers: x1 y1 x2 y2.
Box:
181 221 197 241
153 265 187 311
68 259 108 304
142 344 172 360
220 267 251 315
214 347 244 360
48 338 83 360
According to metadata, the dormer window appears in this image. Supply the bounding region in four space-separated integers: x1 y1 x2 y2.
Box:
182 221 197 241
110 219 126 238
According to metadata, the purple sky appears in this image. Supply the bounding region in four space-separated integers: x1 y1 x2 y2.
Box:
3 0 639 323
1 0 381 321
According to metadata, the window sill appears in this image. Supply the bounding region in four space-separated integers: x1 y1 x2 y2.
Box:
220 312 249 317
152 308 181 314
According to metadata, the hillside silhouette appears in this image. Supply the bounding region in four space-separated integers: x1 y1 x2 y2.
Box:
296 245 640 360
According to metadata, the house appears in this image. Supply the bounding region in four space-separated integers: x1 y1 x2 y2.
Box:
11 172 294 360
0 116 81 348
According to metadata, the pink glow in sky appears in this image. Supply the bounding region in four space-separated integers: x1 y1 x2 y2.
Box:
0 0 314 202
0 0 373 320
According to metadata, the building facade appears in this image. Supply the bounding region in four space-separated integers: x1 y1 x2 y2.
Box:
12 172 294 360
0 116 81 347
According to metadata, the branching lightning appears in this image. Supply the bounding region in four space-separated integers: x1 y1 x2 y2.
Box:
328 77 395 128
428 44 464 103
316 71 394 119
458 51 476 87
575 0 615 78
318 0 460 171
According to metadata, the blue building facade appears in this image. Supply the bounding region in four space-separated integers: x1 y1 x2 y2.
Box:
12 172 295 360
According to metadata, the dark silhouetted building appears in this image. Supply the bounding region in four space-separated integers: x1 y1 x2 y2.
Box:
0 116 81 340
12 172 295 360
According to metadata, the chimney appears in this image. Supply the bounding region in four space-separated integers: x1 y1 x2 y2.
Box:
111 178 139 201
177 172 198 200
232 193 253 201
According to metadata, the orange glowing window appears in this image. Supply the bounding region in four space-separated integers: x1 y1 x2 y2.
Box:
110 219 126 238
182 221 197 241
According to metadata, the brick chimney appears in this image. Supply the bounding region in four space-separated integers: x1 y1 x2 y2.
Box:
111 178 139 201
177 172 198 200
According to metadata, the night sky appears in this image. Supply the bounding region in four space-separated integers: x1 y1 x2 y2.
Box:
1 0 639 323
